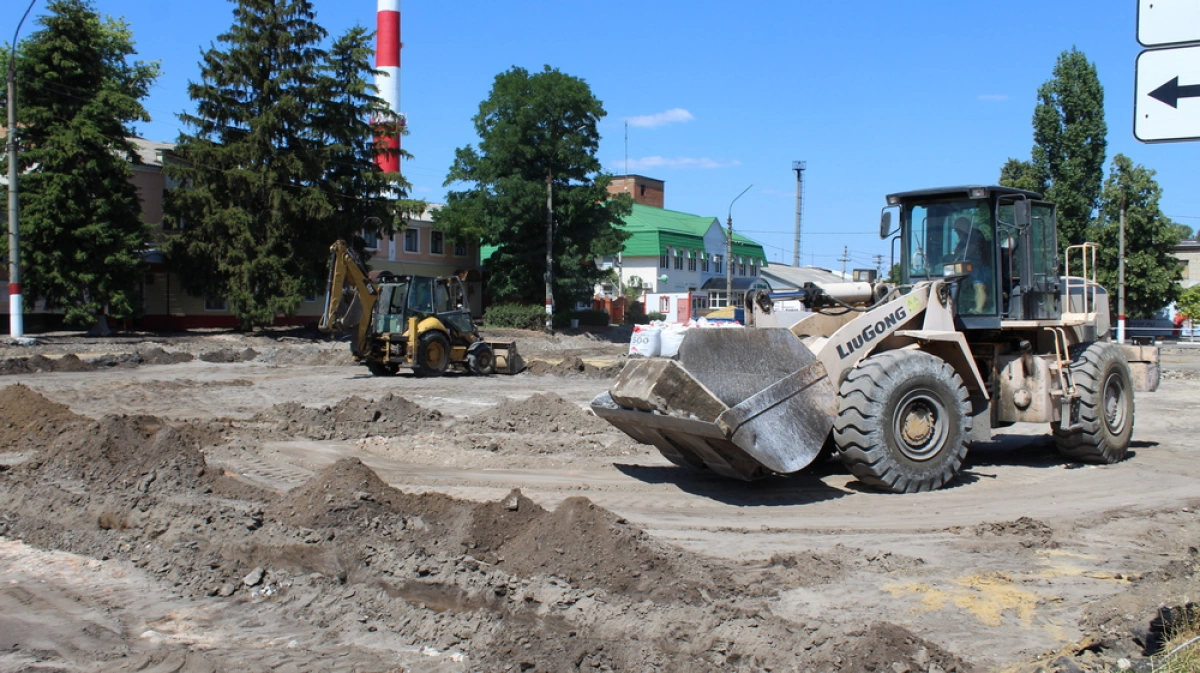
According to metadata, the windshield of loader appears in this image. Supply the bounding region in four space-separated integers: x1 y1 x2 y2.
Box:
904 199 997 315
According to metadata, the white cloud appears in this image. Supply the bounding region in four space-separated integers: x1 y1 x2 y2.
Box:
615 156 741 171
977 94 1008 101
624 108 695 128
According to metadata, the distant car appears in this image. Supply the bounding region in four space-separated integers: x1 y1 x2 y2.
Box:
1127 306 1177 344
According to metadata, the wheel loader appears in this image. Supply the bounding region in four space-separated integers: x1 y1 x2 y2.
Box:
319 240 522 376
592 185 1160 493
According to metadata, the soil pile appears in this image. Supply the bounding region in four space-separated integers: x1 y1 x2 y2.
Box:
0 353 94 375
255 393 443 439
451 392 641 457
463 392 610 435
524 355 623 378
138 346 195 365
0 384 82 452
200 347 260 363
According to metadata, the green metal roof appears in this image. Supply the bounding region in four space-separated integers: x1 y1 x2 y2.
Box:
619 203 766 262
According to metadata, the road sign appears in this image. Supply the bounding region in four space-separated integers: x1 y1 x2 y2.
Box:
1135 45 1200 142
1138 0 1200 47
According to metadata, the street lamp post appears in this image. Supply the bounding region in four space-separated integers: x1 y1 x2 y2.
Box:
725 184 753 308
544 169 553 333
7 0 38 342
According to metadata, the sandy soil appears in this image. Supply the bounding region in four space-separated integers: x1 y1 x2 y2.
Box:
1 329 1198 672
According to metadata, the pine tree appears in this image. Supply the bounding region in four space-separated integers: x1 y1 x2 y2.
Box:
434 66 631 313
166 0 407 329
3 0 158 330
1093 154 1183 319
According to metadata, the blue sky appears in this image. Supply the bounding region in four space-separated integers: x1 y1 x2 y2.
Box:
5 0 1196 273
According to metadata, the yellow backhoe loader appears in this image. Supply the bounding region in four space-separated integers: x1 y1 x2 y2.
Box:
592 186 1159 493
319 240 522 376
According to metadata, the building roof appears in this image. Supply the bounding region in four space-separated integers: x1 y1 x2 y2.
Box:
130 137 175 167
759 263 847 290
620 203 766 261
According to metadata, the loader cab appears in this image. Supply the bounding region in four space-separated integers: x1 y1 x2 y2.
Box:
886 185 1058 328
373 274 477 338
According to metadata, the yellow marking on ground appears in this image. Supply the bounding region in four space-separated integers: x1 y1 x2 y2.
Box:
1035 550 1130 583
883 572 1039 627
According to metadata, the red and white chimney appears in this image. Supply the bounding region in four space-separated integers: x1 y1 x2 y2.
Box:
375 0 403 173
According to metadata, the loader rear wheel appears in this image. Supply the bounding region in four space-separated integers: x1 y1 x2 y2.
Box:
468 344 496 376
414 331 450 377
834 350 971 493
1052 342 1133 464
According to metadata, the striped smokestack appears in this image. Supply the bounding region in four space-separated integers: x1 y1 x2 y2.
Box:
375 0 402 173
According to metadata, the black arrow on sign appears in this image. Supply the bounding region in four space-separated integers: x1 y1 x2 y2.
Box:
1149 76 1200 108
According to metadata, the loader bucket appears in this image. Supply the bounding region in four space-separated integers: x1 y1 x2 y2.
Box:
487 340 524 374
591 328 837 480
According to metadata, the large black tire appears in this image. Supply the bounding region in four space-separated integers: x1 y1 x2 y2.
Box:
1052 342 1134 463
366 361 399 376
468 343 496 376
413 331 450 377
834 350 971 493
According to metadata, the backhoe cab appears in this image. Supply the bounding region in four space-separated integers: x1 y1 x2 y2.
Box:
593 186 1158 494
319 240 522 376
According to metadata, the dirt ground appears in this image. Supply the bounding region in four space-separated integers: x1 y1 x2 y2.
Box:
1 327 1199 672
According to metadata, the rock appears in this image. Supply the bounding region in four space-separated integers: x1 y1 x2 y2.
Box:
243 567 265 587
216 582 236 597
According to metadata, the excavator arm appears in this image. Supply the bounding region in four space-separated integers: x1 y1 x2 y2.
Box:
318 240 379 357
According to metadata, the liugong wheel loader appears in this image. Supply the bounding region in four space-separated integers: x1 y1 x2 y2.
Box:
319 240 522 376
592 186 1160 493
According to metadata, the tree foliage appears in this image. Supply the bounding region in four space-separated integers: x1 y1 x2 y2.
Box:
164 0 411 329
1178 285 1200 323
2 0 159 328
433 66 631 312
1092 155 1183 319
1001 48 1106 251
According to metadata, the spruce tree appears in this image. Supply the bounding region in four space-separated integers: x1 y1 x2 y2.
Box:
3 0 158 330
166 0 406 329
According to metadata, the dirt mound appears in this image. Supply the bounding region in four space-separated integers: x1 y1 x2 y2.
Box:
831 622 976 673
495 495 732 602
139 346 194 365
0 384 83 450
464 392 611 434
0 353 95 375
964 516 1057 549
200 347 260 363
256 393 443 439
524 355 623 378
30 414 210 493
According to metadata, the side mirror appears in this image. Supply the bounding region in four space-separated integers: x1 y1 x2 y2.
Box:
1014 200 1031 227
879 210 893 239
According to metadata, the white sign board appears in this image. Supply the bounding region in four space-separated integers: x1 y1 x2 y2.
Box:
1135 45 1200 142
1138 0 1200 47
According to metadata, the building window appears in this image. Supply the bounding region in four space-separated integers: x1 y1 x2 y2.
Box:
674 252 683 270
660 253 669 268
363 229 380 250
404 228 420 253
687 252 696 272
431 231 445 255
709 291 727 308
659 296 671 313
714 255 723 274
701 255 709 273
204 297 228 312
453 240 468 257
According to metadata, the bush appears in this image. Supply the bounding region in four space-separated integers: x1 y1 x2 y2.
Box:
484 303 547 330
647 312 666 322
625 301 649 325
573 309 610 326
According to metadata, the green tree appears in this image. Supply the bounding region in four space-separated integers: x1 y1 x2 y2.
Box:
1178 285 1200 324
2 0 159 331
165 0 407 329
1002 48 1106 251
1092 154 1183 319
434 66 631 313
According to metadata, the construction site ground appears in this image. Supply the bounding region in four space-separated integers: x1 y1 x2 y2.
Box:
2 327 1199 672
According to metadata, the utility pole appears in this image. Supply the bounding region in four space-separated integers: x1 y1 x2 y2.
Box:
792 161 806 267
726 184 753 307
8 1 38 343
873 254 883 279
545 169 554 333
1117 199 1126 344
839 246 849 277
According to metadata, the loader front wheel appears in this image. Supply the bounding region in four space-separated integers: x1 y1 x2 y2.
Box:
468 343 496 376
1052 342 1133 464
834 350 971 493
414 331 450 377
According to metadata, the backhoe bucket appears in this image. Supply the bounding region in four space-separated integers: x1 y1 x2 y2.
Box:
488 340 524 374
591 328 837 480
